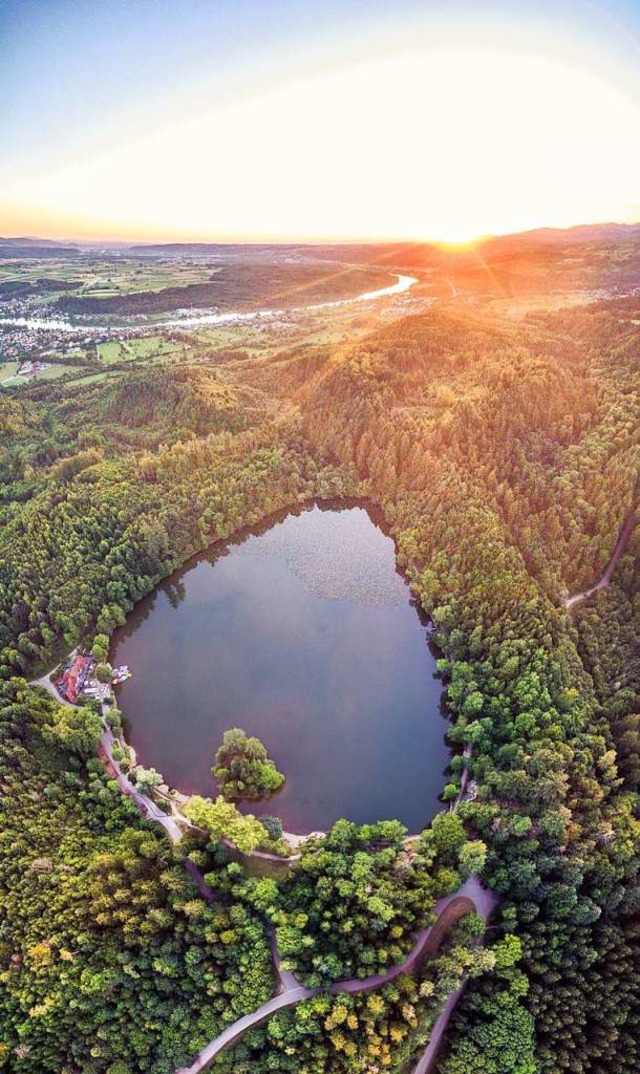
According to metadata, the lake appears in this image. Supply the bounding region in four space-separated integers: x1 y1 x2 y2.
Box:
110 502 448 833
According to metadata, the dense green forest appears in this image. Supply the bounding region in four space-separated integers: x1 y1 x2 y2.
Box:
0 285 638 1072
0 680 274 1073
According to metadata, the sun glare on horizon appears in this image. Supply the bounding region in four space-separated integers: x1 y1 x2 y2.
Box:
2 35 640 244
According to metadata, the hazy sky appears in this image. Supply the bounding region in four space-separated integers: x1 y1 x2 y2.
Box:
2 0 640 242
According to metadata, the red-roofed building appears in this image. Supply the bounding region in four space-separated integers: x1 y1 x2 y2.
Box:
56 654 94 704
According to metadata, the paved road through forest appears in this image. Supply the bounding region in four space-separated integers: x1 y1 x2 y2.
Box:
176 876 499 1074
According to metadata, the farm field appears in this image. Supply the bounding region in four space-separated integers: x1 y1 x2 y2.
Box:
0 250 426 392
65 369 128 386
0 257 221 293
0 361 77 386
97 336 184 364
0 361 20 383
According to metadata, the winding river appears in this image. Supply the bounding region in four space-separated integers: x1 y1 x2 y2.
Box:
0 273 417 334
111 502 448 833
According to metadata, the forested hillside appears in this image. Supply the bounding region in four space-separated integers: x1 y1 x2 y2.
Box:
0 288 638 1072
295 300 640 1074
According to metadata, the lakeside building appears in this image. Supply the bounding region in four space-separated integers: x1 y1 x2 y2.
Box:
55 653 95 704
55 653 131 704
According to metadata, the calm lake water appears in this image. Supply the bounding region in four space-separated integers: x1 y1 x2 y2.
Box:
111 502 448 833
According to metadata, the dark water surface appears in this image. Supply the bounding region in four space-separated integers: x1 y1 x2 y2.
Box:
111 503 448 833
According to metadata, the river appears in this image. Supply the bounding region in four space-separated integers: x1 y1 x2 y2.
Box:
0 273 417 334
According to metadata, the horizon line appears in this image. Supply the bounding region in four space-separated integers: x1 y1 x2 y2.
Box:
2 217 640 250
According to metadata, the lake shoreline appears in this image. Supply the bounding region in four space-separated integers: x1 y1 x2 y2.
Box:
110 499 449 833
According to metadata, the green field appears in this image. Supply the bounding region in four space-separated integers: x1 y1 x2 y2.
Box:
0 361 20 383
65 369 127 386
98 341 128 364
0 363 78 388
0 259 220 294
98 335 184 365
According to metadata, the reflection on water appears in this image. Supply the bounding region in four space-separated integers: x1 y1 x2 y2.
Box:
111 502 448 833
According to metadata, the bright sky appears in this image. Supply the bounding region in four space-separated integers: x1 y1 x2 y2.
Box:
2 0 640 243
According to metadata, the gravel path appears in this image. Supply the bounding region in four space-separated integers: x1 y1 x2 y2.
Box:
30 671 185 845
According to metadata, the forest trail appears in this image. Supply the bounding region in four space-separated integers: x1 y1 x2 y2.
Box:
565 508 636 608
175 877 499 1074
271 930 304 993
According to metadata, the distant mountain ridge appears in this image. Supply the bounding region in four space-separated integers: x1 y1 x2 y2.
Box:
126 222 640 256
0 236 82 256
1 221 640 260
0 236 76 246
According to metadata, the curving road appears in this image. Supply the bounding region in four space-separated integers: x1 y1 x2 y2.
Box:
30 671 75 706
565 508 636 608
175 985 317 1074
30 673 186 844
99 721 184 843
175 877 499 1074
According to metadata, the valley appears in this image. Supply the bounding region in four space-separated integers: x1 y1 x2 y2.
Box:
1 228 639 1074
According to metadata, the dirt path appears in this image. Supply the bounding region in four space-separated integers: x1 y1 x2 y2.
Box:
29 669 305 865
271 931 303 993
450 744 473 812
565 508 636 608
99 720 185 843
